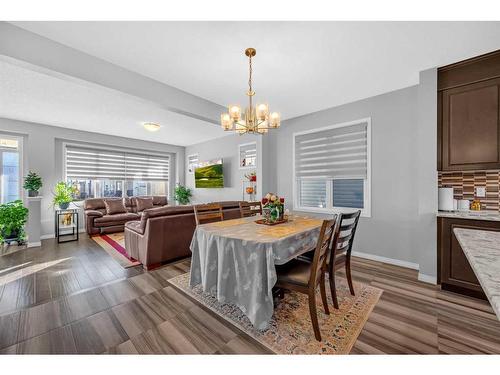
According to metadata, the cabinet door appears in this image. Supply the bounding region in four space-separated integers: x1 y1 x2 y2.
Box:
439 218 500 299
441 78 500 170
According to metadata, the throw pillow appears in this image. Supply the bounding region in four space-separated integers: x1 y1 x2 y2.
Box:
104 199 127 215
135 197 154 212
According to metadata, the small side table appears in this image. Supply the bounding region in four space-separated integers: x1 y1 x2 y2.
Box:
54 208 79 243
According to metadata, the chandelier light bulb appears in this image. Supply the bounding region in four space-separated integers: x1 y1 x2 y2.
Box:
256 104 269 120
269 112 281 128
229 105 242 121
220 113 233 130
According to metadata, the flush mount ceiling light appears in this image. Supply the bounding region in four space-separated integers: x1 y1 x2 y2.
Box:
143 122 161 132
220 48 281 135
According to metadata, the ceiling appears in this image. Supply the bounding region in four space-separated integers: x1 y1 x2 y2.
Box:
4 21 500 145
0 59 227 146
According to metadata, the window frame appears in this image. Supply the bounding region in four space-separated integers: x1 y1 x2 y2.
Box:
63 141 172 201
292 118 372 218
187 154 199 174
238 141 257 170
0 134 23 204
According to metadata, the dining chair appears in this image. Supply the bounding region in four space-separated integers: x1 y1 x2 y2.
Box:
274 216 337 341
194 203 224 225
328 210 361 309
239 201 263 218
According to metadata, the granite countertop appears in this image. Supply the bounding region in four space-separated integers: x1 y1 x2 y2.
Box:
437 210 500 222
453 228 500 320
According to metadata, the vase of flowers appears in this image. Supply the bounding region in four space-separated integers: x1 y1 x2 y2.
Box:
244 171 257 182
261 193 285 223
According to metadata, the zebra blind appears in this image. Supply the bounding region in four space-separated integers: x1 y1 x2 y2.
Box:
295 121 368 179
65 146 169 181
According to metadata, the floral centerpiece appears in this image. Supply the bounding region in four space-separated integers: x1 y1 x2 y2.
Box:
261 193 285 223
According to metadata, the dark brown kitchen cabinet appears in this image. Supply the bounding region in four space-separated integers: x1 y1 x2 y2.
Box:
438 217 500 299
438 50 500 171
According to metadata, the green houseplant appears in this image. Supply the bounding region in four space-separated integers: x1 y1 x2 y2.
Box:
23 171 43 197
174 185 192 205
52 182 77 209
0 200 29 244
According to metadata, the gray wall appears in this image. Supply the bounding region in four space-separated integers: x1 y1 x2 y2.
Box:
0 117 185 237
275 86 421 268
185 134 264 204
183 77 439 280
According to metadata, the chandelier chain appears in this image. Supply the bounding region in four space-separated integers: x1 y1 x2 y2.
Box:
248 54 252 94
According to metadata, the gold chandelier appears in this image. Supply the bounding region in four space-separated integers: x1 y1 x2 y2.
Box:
220 48 281 134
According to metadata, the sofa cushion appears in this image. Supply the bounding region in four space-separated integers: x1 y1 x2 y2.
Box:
94 212 140 226
134 197 154 212
104 199 127 215
84 198 105 210
125 220 143 234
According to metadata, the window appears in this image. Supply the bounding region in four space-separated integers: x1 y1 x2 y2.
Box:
187 154 198 174
65 145 170 200
239 142 257 169
0 136 22 203
293 118 371 217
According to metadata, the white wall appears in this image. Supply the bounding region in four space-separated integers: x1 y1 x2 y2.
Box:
0 117 185 237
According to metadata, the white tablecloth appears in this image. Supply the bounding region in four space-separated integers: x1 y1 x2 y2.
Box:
189 215 322 329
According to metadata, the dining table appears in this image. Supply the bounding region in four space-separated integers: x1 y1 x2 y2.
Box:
189 214 323 330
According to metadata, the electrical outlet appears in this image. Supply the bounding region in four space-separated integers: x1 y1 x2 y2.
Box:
476 187 486 197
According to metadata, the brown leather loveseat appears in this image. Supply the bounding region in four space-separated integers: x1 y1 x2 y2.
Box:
124 201 242 269
84 196 168 235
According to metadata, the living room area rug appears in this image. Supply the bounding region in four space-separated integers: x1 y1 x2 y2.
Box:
92 232 141 268
168 272 382 354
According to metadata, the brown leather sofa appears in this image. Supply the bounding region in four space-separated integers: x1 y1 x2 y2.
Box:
84 196 168 235
124 201 242 269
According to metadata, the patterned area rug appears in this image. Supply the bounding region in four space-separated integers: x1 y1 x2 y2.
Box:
168 272 382 354
92 232 141 268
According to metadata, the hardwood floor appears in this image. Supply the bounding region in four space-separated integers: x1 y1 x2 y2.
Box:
1 235 500 354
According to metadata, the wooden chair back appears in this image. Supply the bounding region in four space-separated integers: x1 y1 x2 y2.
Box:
331 210 361 259
308 216 337 286
239 201 263 218
194 203 223 225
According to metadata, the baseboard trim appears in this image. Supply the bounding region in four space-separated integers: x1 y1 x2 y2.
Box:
27 241 41 248
351 251 420 270
418 273 437 285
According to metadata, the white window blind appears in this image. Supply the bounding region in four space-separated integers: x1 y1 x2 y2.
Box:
295 121 368 179
66 146 169 181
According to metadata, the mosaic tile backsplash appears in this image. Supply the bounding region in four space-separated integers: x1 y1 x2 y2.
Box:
438 170 500 211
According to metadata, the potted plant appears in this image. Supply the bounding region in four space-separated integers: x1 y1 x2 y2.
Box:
174 184 192 205
0 200 29 245
23 171 43 197
52 181 77 209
